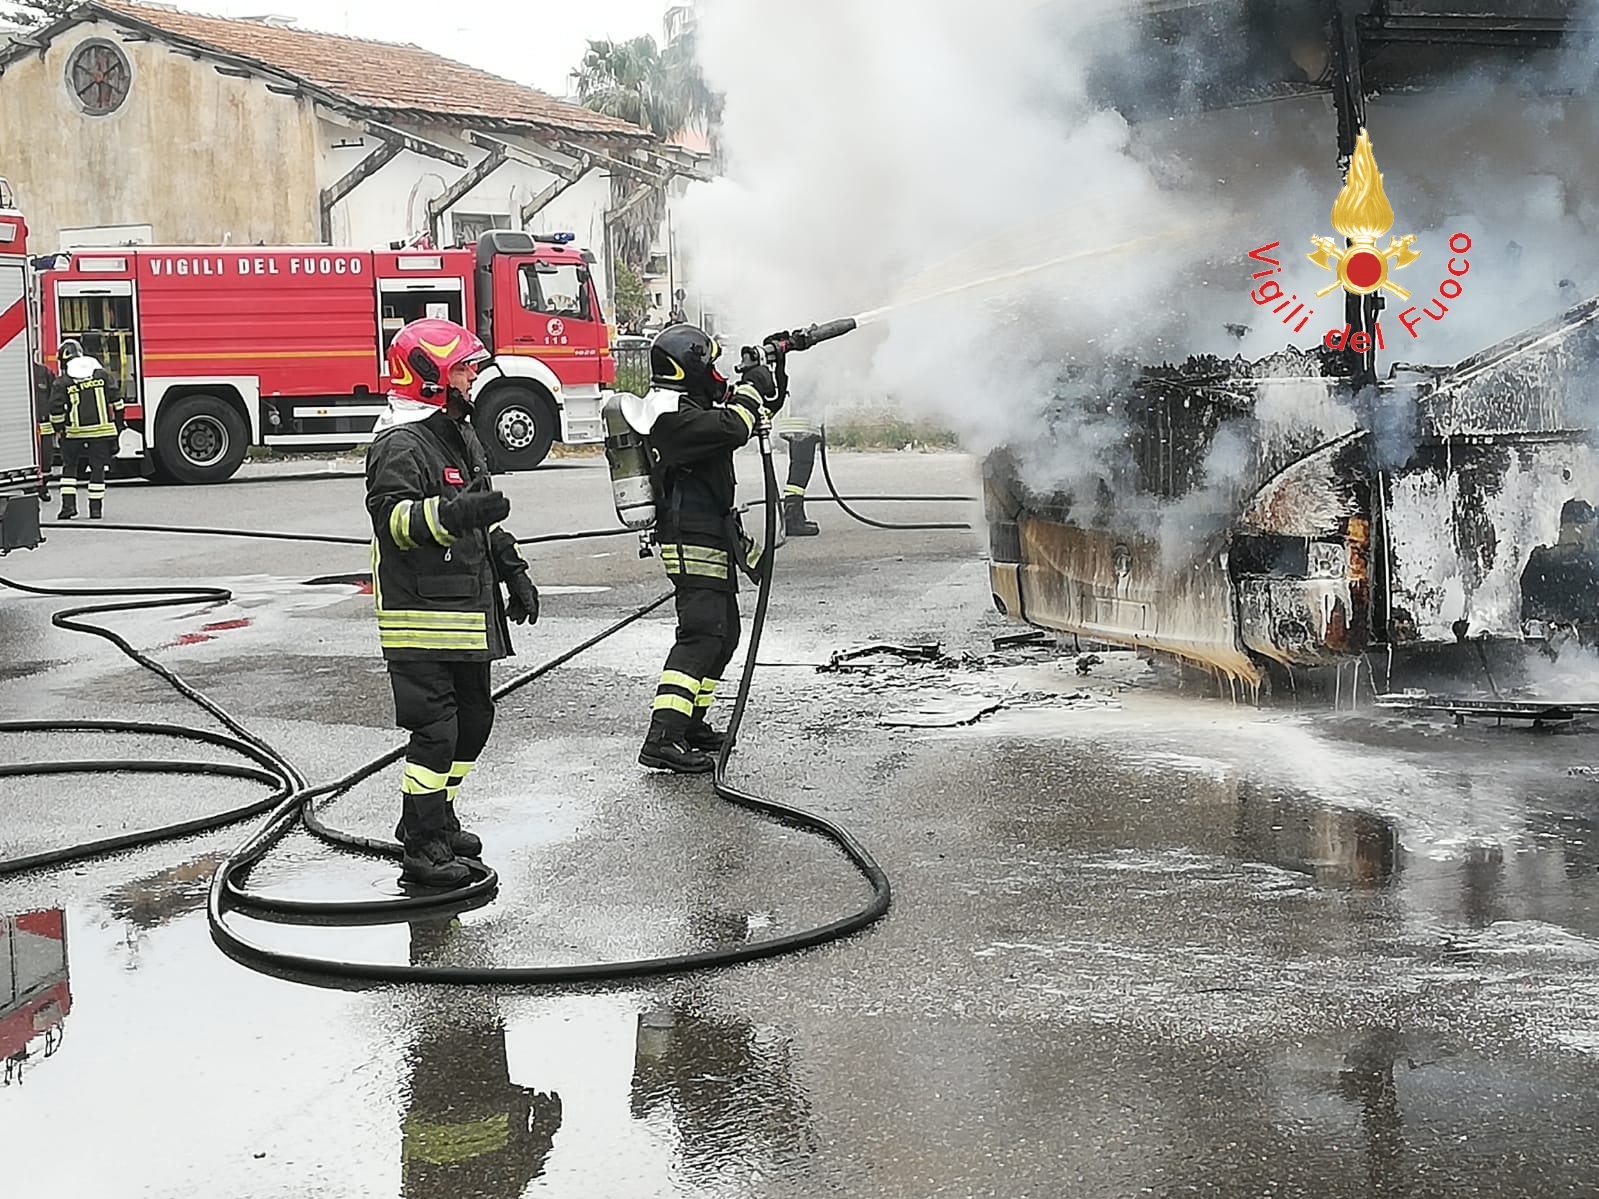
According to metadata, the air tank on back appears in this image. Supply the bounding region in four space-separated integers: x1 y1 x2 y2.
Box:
602 393 657 531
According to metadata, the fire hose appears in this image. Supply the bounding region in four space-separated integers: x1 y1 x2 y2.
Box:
0 330 917 985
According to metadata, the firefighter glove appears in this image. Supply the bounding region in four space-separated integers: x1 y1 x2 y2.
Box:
771 356 789 412
505 570 539 625
440 476 510 534
736 359 778 400
729 384 765 419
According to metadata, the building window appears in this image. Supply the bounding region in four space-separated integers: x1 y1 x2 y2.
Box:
450 212 511 246
66 39 132 116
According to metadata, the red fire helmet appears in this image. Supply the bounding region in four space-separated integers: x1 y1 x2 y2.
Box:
387 318 490 406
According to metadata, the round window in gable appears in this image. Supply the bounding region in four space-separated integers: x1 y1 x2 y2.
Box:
66 39 132 116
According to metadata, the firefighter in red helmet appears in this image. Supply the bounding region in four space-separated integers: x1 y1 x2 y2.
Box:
365 318 540 888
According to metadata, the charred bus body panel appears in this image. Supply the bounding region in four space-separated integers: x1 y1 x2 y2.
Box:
987 294 1599 693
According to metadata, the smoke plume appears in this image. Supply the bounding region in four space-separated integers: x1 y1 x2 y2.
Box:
676 0 1599 532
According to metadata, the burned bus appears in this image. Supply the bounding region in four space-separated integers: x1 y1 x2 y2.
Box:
985 0 1599 699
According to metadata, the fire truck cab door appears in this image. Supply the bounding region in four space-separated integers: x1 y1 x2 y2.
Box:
54 278 138 400
510 258 604 387
377 277 466 363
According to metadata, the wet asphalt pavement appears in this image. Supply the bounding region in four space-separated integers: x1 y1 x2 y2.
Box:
6 450 1599 1197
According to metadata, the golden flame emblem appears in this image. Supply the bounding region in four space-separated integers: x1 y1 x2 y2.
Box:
1308 128 1420 301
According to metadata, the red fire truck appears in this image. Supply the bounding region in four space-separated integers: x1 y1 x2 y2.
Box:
36 230 615 484
1 908 71 1085
0 177 42 553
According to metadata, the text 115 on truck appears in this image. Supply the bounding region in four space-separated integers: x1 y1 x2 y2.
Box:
35 229 615 484
0 177 42 553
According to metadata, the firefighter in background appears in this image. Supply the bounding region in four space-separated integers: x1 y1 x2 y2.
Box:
772 398 822 538
365 318 540 888
399 917 563 1195
48 339 122 520
628 323 783 774
33 356 56 501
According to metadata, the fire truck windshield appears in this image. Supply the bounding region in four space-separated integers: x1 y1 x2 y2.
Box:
518 262 591 322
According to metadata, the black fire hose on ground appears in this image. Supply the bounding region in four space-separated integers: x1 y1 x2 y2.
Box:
28 523 639 548
817 425 973 533
0 426 893 986
0 578 303 878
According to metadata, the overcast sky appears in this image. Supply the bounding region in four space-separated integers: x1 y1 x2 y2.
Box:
193 0 674 97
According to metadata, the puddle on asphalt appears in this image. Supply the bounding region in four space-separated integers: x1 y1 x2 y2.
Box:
15 881 1599 1198
3 885 819 1197
14 717 1599 1194
1225 782 1402 888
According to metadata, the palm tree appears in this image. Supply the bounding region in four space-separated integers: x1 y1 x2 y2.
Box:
4 1 75 29
573 36 684 140
572 33 720 277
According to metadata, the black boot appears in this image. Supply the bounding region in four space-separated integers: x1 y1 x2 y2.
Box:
88 498 103 520
639 727 714 774
784 497 819 537
683 717 727 753
396 793 472 888
443 801 483 859
57 494 77 521
393 795 482 859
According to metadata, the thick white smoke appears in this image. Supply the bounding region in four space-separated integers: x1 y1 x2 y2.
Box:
676 0 1599 510
677 0 1226 468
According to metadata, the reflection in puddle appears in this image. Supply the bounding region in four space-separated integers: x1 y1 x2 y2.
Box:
397 919 818 1195
101 853 224 971
1229 783 1401 889
2 909 71 1087
631 991 815 1190
400 1012 562 1195
1336 1027 1413 1197
104 853 221 932
402 917 563 1196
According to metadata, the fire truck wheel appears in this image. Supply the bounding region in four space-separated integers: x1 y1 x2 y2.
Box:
154 393 249 484
477 384 556 473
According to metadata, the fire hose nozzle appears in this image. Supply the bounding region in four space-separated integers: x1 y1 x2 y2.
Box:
781 318 858 354
743 317 861 368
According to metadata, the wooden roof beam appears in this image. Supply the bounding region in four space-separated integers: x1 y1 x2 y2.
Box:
428 142 510 243
319 138 404 243
463 129 588 180
363 120 468 168
554 140 668 187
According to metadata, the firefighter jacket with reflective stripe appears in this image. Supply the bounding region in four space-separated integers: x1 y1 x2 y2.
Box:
49 369 123 439
365 411 529 661
647 385 764 592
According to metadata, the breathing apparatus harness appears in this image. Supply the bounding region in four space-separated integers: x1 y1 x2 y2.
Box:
603 320 863 554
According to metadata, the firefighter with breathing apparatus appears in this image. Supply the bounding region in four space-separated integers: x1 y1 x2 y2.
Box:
48 338 123 520
365 318 540 888
617 323 785 774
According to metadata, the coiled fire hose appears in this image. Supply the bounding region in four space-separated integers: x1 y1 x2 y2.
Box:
0 421 894 986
